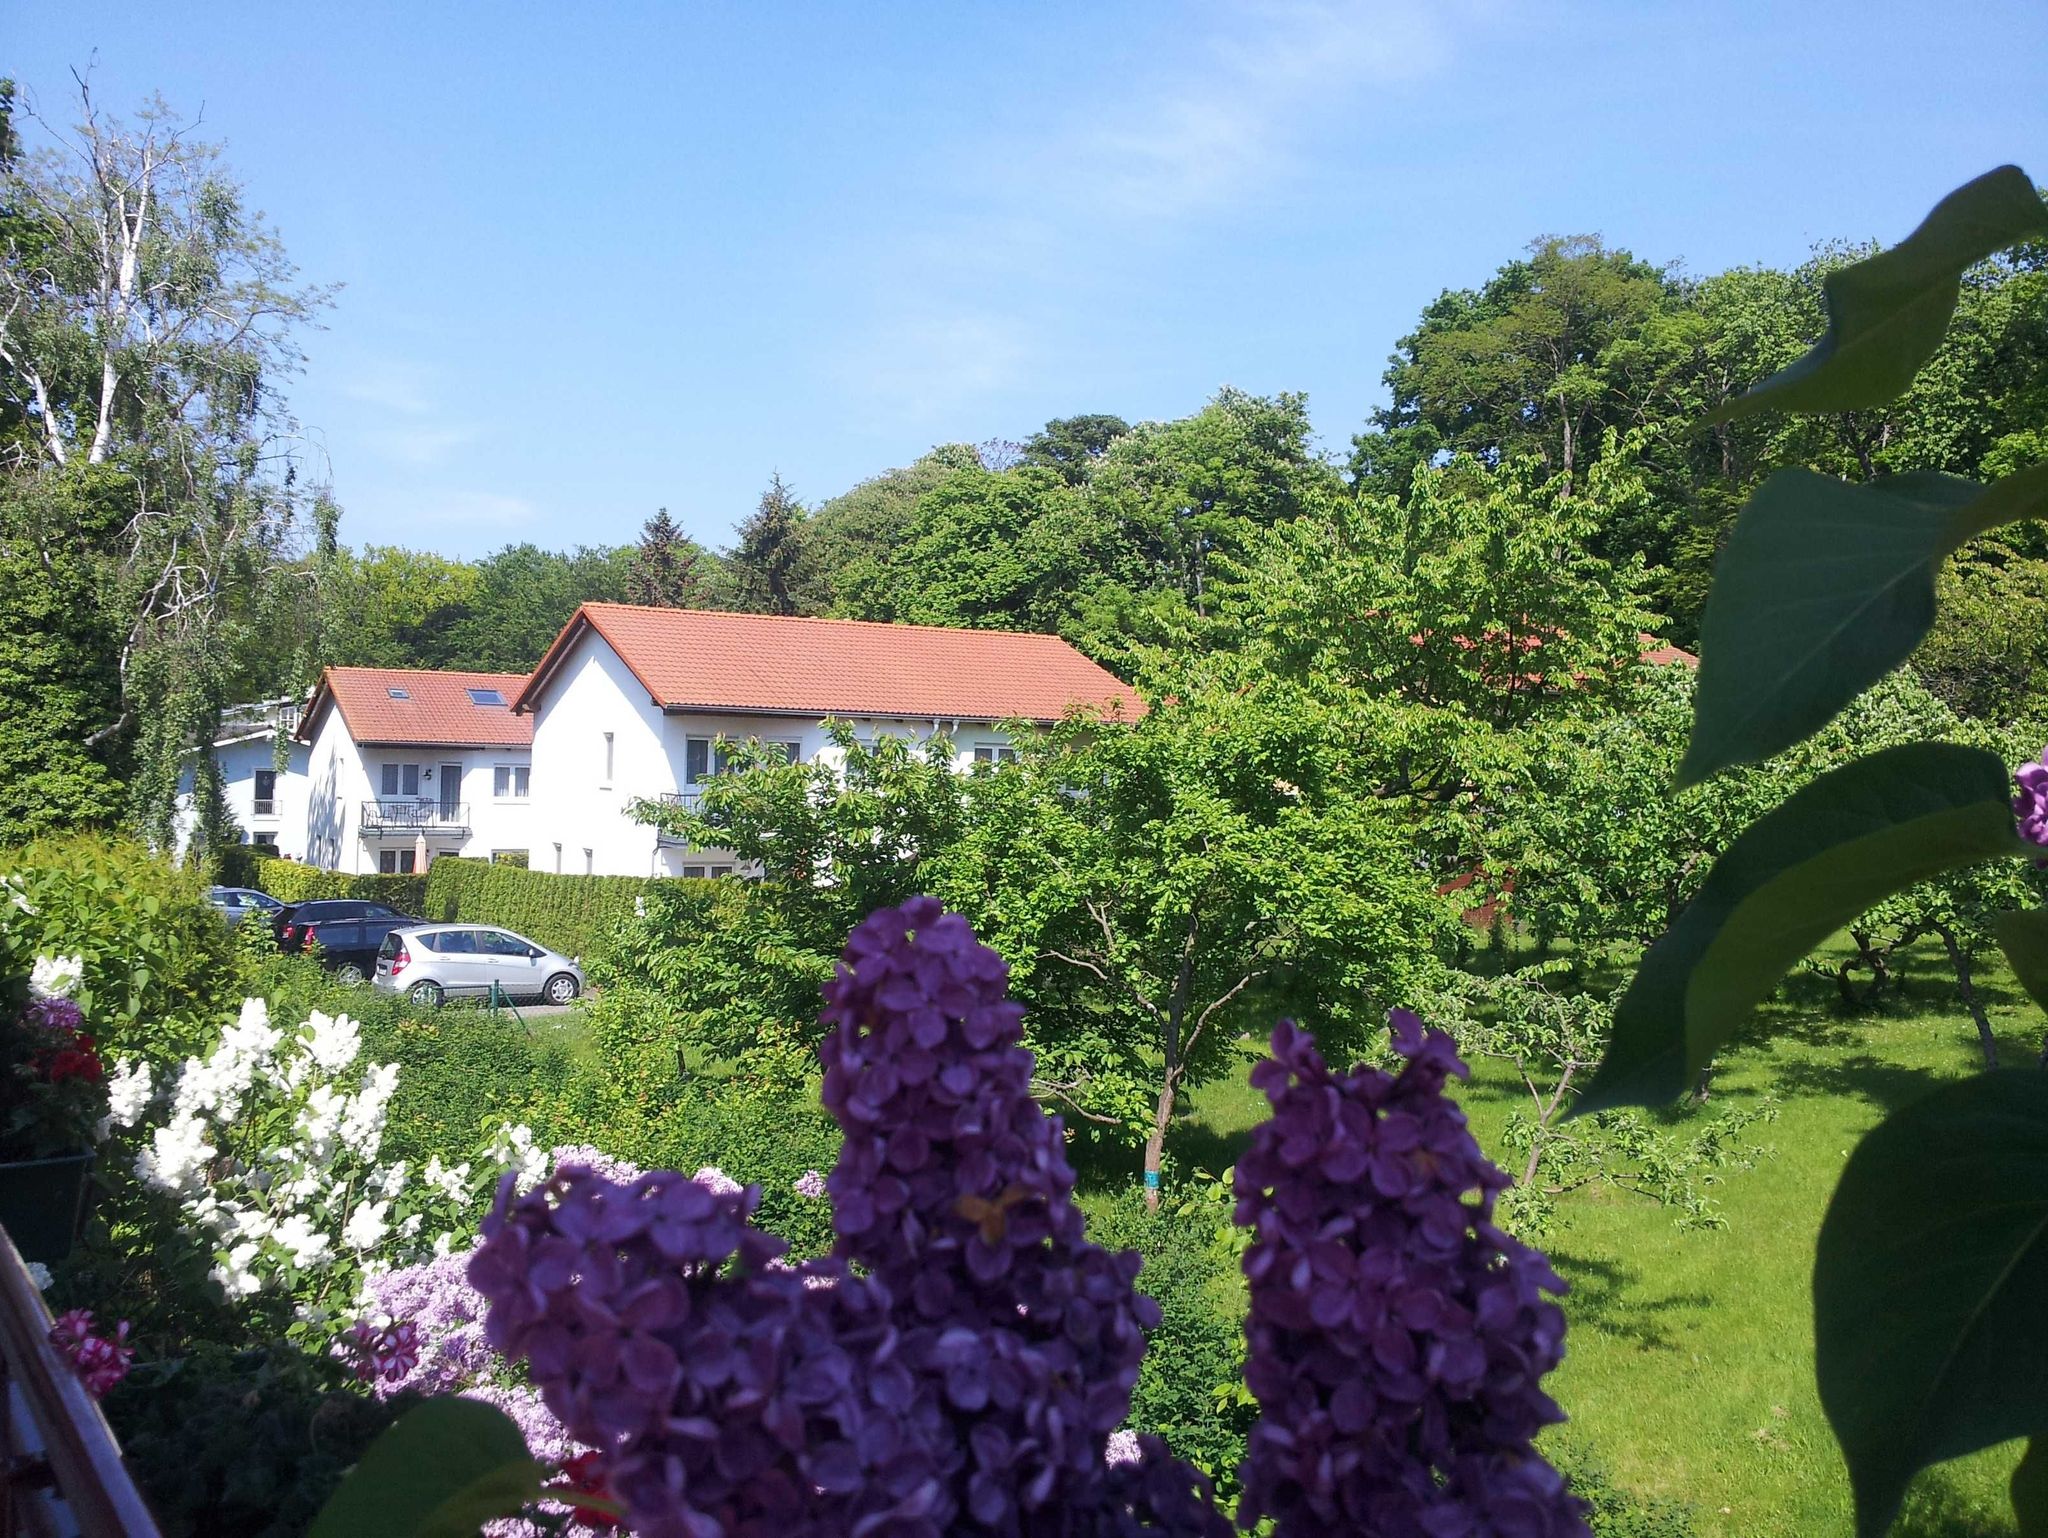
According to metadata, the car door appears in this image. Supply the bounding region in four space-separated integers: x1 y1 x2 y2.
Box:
475 928 542 1000
427 928 488 996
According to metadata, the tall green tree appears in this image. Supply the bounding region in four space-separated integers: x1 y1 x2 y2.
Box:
445 543 632 671
1020 413 1130 484
0 81 332 856
625 507 703 609
727 473 818 616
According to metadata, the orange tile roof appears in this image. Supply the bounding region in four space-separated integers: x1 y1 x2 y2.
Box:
298 667 535 748
516 604 1145 725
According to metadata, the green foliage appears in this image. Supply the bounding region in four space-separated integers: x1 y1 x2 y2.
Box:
1548 1442 1700 1538
1813 1069 2048 1537
1582 743 2027 1110
307 1397 549 1538
421 856 687 959
1710 167 2048 420
626 506 705 608
727 472 820 615
2 832 238 1056
1085 1191 1255 1493
357 1002 581 1167
1996 907 2048 1016
1681 463 2048 783
2014 1442 2048 1538
315 546 480 670
106 1342 405 1538
1921 536 2048 720
255 856 426 912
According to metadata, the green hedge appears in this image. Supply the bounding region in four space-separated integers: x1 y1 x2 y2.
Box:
252 858 428 914
420 857 702 960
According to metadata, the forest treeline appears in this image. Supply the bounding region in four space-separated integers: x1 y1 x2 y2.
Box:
4 81 2046 846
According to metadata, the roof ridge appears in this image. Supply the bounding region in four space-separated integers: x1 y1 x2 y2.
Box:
577 601 1069 643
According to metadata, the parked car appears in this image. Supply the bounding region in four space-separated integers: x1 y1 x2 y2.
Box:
273 899 421 985
207 886 284 926
372 924 583 1008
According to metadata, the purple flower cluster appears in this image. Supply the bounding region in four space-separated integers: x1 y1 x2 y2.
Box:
1233 1014 1588 1538
2016 751 2048 848
356 1249 495 1397
22 996 85 1035
467 899 1585 1538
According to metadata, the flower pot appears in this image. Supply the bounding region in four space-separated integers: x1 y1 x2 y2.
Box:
0 1150 94 1266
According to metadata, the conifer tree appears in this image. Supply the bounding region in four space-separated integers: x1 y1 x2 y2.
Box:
626 507 702 608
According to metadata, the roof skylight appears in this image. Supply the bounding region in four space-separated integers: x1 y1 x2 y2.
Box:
467 687 507 707
387 687 411 700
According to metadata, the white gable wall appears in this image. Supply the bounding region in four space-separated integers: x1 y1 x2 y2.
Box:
526 628 1032 877
173 736 313 861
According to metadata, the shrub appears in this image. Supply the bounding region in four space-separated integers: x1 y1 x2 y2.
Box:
106 1342 407 1538
421 856 712 960
1 833 238 1057
1549 1442 1699 1538
357 1005 583 1168
1087 1189 1256 1492
253 858 426 914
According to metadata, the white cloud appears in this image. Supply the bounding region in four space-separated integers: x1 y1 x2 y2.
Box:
428 490 539 529
338 357 477 467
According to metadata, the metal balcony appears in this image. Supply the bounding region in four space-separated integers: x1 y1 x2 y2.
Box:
251 798 277 817
360 799 470 835
651 788 701 847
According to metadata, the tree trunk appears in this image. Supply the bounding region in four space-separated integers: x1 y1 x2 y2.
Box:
1935 922 1999 1070
1142 1070 1179 1211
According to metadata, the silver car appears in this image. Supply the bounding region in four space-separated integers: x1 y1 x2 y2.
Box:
372 924 583 1008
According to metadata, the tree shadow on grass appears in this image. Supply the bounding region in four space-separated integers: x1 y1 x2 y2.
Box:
1894 1459 2018 1538
1762 1052 1954 1117
1548 1249 1710 1354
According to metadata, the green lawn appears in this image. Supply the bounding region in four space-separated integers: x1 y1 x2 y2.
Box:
1158 939 2040 1538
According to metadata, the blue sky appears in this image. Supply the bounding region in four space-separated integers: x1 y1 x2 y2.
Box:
13 2 2048 558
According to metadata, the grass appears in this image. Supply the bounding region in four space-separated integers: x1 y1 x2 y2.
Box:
1148 937 2039 1538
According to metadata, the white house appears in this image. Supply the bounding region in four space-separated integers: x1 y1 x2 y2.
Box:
296 667 535 874
174 699 312 861
512 603 1144 877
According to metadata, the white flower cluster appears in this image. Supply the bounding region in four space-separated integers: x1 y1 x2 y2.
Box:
28 953 82 1000
123 999 497 1332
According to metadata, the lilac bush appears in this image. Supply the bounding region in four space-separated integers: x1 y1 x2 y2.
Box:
2016 750 2048 848
467 898 1584 1536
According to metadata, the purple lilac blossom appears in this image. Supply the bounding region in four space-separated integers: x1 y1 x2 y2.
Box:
2016 752 2048 848
793 1168 828 1199
22 997 85 1035
1232 1013 1590 1538
818 897 1203 1532
357 1249 495 1397
548 1145 645 1184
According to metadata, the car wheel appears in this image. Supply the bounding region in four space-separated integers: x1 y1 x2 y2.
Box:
543 972 580 1005
333 960 368 987
409 980 445 1008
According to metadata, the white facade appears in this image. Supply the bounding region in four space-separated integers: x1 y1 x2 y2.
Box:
524 627 1024 877
174 728 313 861
303 708 535 875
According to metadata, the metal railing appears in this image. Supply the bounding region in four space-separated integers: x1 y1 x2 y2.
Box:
251 798 277 817
0 1228 161 1535
652 789 702 847
360 799 469 833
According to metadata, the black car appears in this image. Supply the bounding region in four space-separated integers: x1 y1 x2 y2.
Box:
274 899 422 985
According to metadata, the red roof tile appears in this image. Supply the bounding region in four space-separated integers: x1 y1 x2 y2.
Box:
516 605 1144 725
299 668 534 748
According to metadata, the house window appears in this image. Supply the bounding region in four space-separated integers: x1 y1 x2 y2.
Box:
682 865 705 879
771 740 802 764
380 763 420 797
602 732 615 786
685 737 733 785
379 849 417 875
973 745 1019 764
253 768 278 815
251 834 279 854
493 764 531 799
708 864 733 878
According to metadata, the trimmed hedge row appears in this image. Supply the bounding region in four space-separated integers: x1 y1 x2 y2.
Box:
253 859 429 915
419 857 695 960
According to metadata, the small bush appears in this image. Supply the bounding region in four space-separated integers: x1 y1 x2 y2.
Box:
1550 1441 1699 1538
360 1007 582 1167
2 832 239 1057
106 1342 405 1538
1088 1190 1256 1491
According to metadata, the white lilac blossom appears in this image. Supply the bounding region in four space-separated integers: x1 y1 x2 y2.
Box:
342 1201 391 1252
485 1123 550 1191
135 1113 217 1195
272 1212 333 1269
293 1010 362 1079
28 954 83 1000
24 1262 51 1292
104 1059 152 1127
424 1155 473 1205
211 1241 264 1299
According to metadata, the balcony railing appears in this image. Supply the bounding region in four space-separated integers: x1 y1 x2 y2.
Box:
651 788 701 847
360 799 469 835
251 798 277 817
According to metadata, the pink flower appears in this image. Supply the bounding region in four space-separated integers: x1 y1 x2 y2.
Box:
48 1312 132 1398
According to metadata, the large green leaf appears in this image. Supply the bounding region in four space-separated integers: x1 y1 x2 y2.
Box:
308 1398 551 1538
1578 743 2027 1111
1814 1070 2048 1537
2016 1440 2048 1538
1709 165 2048 421
1997 906 2048 1017
1679 463 2048 784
